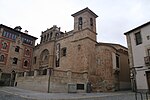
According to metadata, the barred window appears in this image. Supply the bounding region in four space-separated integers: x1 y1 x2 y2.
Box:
77 84 84 90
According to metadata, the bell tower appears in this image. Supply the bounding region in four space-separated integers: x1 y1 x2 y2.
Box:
72 7 98 34
71 8 98 73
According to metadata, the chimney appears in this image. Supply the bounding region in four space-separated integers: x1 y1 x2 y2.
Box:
24 30 28 34
14 26 22 31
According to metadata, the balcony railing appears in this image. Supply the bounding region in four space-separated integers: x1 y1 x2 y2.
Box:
144 56 150 66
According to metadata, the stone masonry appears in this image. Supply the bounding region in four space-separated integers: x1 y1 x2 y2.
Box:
10 7 130 92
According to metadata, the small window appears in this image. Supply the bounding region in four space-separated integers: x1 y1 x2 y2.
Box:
24 60 28 67
34 57 37 64
61 47 67 57
2 42 7 49
116 55 120 68
135 32 142 45
25 49 30 56
147 36 150 40
13 57 18 64
78 17 83 30
77 84 84 90
6 32 9 38
43 69 47 75
15 46 20 52
0 55 4 62
2 31 7 37
147 49 150 56
90 18 93 26
9 33 12 39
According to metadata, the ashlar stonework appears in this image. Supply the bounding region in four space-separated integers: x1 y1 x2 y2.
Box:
7 7 130 92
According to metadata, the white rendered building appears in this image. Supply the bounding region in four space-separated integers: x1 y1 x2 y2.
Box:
125 21 150 91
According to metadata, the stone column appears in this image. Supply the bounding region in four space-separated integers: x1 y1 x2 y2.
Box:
24 72 27 77
34 70 38 77
47 69 50 76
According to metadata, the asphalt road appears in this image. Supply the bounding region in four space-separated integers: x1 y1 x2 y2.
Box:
0 91 34 100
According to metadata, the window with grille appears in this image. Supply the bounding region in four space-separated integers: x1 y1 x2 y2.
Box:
77 84 84 90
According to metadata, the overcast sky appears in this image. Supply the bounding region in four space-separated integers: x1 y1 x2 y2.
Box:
0 0 150 47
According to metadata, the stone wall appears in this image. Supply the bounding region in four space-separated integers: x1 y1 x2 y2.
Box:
16 69 88 93
17 75 49 92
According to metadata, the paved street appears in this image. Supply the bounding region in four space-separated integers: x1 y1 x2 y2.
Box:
0 87 149 100
0 90 34 100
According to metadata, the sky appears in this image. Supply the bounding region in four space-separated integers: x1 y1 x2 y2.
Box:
0 0 150 47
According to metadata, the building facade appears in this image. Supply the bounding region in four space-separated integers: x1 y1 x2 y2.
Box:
4 8 130 92
125 21 150 91
0 24 37 86
94 43 130 91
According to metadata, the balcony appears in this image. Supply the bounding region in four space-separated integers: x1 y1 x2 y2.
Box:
144 56 150 66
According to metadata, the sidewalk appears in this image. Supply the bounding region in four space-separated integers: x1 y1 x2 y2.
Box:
0 87 139 100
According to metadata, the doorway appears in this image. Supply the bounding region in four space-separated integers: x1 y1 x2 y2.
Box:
10 70 16 86
146 71 150 90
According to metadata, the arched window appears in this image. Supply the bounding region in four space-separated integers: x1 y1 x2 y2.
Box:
90 18 93 26
0 55 4 62
78 17 83 30
79 17 83 25
24 60 28 67
40 49 49 62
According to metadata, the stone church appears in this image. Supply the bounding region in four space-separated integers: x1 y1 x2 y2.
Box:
1 8 130 92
